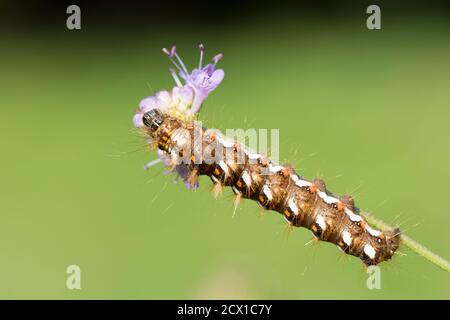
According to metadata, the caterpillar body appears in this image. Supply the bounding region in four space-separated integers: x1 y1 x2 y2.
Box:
133 44 401 267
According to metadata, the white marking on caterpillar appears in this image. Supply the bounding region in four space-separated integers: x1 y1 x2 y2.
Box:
248 153 262 160
365 225 382 237
262 185 273 201
316 215 327 231
218 160 229 174
217 136 235 148
269 165 284 173
364 244 377 259
232 186 241 195
342 230 352 246
318 191 339 205
241 171 252 186
211 176 220 184
223 140 235 148
344 208 363 222
283 215 292 225
288 198 299 215
291 175 312 188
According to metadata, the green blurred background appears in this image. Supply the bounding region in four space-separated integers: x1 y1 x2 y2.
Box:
0 0 449 299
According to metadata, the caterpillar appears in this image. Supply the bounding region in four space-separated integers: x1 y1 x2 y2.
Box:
133 44 401 266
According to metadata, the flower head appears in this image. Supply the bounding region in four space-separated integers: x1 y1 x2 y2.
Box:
133 44 224 128
169 45 225 114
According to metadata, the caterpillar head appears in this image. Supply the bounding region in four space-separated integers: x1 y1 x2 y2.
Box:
384 227 401 260
361 227 401 266
142 108 165 133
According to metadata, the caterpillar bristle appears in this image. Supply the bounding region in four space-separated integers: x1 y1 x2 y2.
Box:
339 194 355 211
281 222 294 243
304 238 316 247
312 178 327 192
212 181 223 199
187 168 199 186
232 193 242 218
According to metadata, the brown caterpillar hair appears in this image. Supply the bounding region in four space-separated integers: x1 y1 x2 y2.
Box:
141 108 401 266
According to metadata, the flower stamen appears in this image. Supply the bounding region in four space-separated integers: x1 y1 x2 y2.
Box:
172 48 190 75
198 44 204 69
213 53 223 65
162 47 186 76
169 68 183 87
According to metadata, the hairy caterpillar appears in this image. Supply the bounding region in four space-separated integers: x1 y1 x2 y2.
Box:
133 45 401 266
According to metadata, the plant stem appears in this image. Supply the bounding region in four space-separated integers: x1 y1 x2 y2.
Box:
360 211 450 273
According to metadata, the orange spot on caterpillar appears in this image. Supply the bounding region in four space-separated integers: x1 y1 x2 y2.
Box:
284 209 292 218
337 201 345 211
281 167 290 177
312 178 326 192
309 184 317 193
233 142 240 150
213 168 221 176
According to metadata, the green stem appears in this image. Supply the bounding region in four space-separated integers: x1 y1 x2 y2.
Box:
360 211 450 273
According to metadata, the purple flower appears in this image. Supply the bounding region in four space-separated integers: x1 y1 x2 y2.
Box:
173 164 199 189
171 85 195 113
163 44 225 115
155 150 198 189
133 44 224 128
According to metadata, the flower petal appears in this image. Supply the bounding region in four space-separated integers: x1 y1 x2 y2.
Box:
155 90 172 108
133 112 144 128
139 97 158 112
202 64 215 76
172 85 194 112
207 69 224 91
175 164 199 189
178 86 194 104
